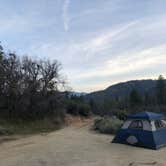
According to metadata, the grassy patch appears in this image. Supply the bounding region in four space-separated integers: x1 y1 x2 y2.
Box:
0 118 64 135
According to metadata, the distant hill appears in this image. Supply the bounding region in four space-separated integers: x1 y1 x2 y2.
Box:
85 79 157 103
67 91 88 97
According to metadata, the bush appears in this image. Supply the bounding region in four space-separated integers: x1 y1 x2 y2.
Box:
93 118 103 130
93 117 123 134
0 118 63 135
66 100 79 115
114 109 128 120
78 103 91 117
66 99 91 117
0 45 66 121
0 126 12 135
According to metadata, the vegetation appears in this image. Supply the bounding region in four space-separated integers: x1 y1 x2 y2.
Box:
0 44 92 135
130 89 142 107
156 75 166 105
93 117 123 134
65 95 91 117
88 75 166 119
0 118 63 135
0 45 66 121
0 43 165 135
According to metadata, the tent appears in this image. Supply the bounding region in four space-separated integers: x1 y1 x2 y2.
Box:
112 111 166 150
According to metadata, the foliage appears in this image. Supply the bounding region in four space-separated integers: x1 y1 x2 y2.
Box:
156 75 166 105
0 45 66 122
93 117 123 134
88 75 166 117
78 102 91 117
0 118 63 135
66 95 91 117
113 109 128 120
0 126 12 135
129 89 142 107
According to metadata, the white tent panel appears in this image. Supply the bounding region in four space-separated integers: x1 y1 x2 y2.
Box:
150 121 156 131
122 120 153 131
122 120 132 129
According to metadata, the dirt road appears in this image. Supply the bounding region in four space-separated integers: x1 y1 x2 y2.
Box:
0 124 165 166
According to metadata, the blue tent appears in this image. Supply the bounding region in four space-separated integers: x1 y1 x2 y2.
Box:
112 112 166 150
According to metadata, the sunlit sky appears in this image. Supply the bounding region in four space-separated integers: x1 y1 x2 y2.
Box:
0 0 166 92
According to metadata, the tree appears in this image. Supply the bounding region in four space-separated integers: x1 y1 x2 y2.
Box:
66 95 91 117
156 75 166 105
39 59 63 93
0 44 66 121
130 89 142 107
0 45 4 94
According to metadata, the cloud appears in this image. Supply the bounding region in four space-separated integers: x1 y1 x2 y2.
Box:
69 1 118 21
0 11 57 36
30 21 137 66
72 44 166 80
71 45 166 92
83 21 137 57
28 12 166 92
0 15 32 34
62 0 70 31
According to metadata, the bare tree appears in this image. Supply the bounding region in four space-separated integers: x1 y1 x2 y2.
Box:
0 45 66 120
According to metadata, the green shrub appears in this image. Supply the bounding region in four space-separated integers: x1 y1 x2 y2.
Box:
0 117 64 135
66 99 91 117
66 100 79 115
93 117 103 130
0 126 13 135
78 103 91 117
93 117 123 134
115 109 128 120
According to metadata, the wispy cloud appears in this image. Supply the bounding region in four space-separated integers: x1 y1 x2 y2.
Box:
71 43 166 92
82 21 137 57
1 0 166 92
0 8 58 35
30 21 137 65
31 14 166 92
72 44 166 80
62 0 70 31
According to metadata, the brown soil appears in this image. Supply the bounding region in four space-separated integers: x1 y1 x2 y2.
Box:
0 119 165 166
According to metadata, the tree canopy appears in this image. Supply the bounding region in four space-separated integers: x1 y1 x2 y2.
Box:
0 45 66 120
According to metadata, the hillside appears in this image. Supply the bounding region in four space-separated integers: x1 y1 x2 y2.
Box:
86 79 157 103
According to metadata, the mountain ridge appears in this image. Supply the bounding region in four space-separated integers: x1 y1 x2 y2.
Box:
85 79 158 102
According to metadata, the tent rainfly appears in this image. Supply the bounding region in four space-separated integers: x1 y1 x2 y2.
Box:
112 111 166 150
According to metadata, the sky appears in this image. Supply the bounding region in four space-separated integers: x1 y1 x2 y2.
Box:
0 0 166 92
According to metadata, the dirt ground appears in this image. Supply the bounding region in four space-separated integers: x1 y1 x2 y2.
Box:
0 121 165 166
